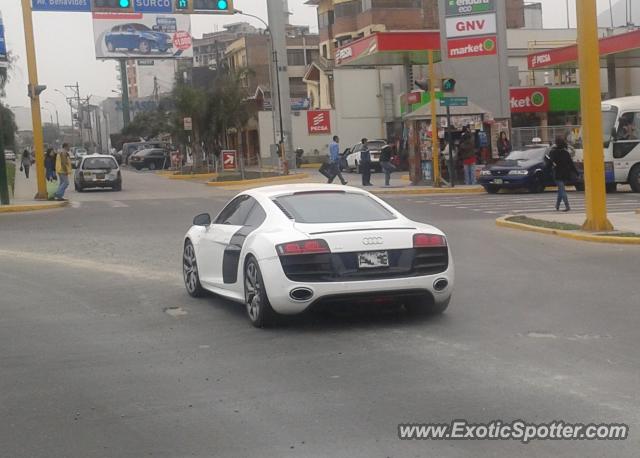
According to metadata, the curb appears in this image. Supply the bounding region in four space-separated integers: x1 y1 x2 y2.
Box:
373 186 484 195
166 173 218 180
206 173 310 187
0 201 69 214
496 216 640 245
299 163 322 169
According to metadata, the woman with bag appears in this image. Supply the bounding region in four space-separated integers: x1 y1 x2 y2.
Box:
20 150 31 179
549 136 578 212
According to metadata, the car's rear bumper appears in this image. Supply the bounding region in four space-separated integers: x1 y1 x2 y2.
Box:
259 256 454 315
78 179 120 188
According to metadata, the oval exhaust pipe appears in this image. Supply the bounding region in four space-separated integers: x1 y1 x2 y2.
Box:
290 288 314 302
433 278 449 292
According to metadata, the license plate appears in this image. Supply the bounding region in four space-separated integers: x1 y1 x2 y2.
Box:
96 174 106 180
493 178 503 184
358 251 389 269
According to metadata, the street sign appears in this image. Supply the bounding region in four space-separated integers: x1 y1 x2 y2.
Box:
445 0 495 16
222 150 237 171
440 97 469 107
32 0 92 12
183 117 193 131
134 0 173 13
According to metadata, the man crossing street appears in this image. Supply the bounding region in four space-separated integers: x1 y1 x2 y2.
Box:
53 143 72 201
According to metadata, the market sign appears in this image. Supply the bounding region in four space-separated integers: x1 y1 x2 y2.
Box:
509 87 549 113
445 13 497 39
307 110 331 134
448 35 497 59
445 0 495 16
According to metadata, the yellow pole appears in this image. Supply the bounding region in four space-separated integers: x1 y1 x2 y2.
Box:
576 0 612 231
428 50 440 187
21 0 47 200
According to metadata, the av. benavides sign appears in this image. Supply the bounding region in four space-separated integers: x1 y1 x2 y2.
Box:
445 0 495 17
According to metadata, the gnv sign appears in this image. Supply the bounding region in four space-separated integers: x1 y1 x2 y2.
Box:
445 13 497 38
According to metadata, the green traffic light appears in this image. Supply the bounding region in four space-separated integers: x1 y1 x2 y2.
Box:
217 0 228 9
119 0 130 7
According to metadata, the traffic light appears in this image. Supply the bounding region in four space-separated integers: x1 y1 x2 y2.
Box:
175 0 190 10
193 0 234 13
442 78 456 92
92 0 134 12
28 84 47 99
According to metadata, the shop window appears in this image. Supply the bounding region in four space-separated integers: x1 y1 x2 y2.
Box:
318 11 334 28
287 49 306 66
335 0 362 18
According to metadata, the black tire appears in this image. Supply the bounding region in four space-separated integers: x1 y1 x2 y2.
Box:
133 165 142 171
484 185 500 194
244 257 277 328
574 182 585 192
628 165 640 193
75 184 83 192
529 181 545 193
405 296 450 316
113 181 122 192
606 183 617 193
148 162 157 171
139 40 151 54
183 240 207 298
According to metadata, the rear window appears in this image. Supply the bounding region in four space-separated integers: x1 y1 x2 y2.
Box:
274 192 396 224
83 158 118 170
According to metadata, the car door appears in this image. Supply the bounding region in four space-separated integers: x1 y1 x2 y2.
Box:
347 144 361 170
197 196 256 288
613 111 640 182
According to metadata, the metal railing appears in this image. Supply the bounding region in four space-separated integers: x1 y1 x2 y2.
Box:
511 125 581 149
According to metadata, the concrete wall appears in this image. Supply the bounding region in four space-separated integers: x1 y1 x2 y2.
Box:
258 110 336 160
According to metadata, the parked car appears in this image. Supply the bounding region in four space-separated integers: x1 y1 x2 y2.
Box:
122 141 171 164
3 150 16 161
74 155 122 192
183 184 453 328
104 23 172 54
129 148 171 171
342 140 387 173
478 146 569 194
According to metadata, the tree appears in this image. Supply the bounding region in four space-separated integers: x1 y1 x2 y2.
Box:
172 82 209 170
121 110 172 140
1 52 17 204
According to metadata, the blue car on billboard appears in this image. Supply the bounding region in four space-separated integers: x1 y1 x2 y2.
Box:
105 23 172 54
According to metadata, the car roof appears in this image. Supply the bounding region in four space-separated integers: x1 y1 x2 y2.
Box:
243 183 370 199
81 154 118 161
602 96 640 111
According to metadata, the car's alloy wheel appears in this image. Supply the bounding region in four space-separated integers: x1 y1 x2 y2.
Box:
244 258 276 328
183 241 206 297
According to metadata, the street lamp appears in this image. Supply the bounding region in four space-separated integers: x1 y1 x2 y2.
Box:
234 9 287 173
46 101 60 130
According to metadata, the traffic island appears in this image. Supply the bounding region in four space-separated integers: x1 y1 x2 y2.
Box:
496 213 640 245
0 201 69 214
206 172 311 187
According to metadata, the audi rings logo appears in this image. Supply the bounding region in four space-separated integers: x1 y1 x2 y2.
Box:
362 237 384 245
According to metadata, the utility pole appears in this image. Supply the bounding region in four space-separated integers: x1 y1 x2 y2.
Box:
267 0 293 173
119 59 131 128
20 0 47 200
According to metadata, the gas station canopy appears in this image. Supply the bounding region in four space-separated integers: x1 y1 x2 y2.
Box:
336 31 441 67
527 29 640 70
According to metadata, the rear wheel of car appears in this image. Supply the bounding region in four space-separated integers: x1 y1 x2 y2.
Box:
484 185 500 194
139 40 151 54
628 165 640 193
133 165 142 171
405 296 450 316
606 183 617 193
183 241 206 298
244 257 277 328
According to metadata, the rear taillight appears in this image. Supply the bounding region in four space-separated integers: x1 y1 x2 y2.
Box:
413 234 447 248
277 239 330 256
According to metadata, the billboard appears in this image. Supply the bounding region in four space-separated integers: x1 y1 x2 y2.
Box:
0 12 7 66
93 13 193 59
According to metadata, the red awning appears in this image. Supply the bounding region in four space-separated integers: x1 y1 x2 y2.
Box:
528 29 640 70
336 32 441 67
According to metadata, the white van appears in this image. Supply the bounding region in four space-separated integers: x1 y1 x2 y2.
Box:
599 96 640 192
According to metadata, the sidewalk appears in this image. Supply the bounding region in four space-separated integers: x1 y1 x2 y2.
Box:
0 168 68 213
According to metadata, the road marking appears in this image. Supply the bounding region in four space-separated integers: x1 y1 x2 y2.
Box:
109 201 129 208
69 201 81 209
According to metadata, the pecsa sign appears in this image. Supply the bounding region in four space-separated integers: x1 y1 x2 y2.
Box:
307 110 331 134
510 87 549 113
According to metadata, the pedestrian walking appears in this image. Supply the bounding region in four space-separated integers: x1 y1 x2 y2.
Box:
359 138 372 186
459 126 476 185
327 136 347 185
45 148 57 182
548 136 578 212
497 131 512 158
20 150 31 179
54 143 72 201
379 144 396 186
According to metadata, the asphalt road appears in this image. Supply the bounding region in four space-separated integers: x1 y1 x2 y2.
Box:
1 170 639 458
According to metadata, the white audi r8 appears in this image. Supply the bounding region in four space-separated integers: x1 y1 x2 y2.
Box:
183 184 454 327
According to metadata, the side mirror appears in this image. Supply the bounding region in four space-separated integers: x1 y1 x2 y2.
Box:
193 213 211 227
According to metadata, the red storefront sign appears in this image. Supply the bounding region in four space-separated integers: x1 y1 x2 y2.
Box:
222 150 237 171
307 110 331 134
448 36 497 59
510 87 550 113
407 92 422 104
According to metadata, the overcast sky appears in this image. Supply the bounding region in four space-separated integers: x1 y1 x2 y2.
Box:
0 0 633 123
